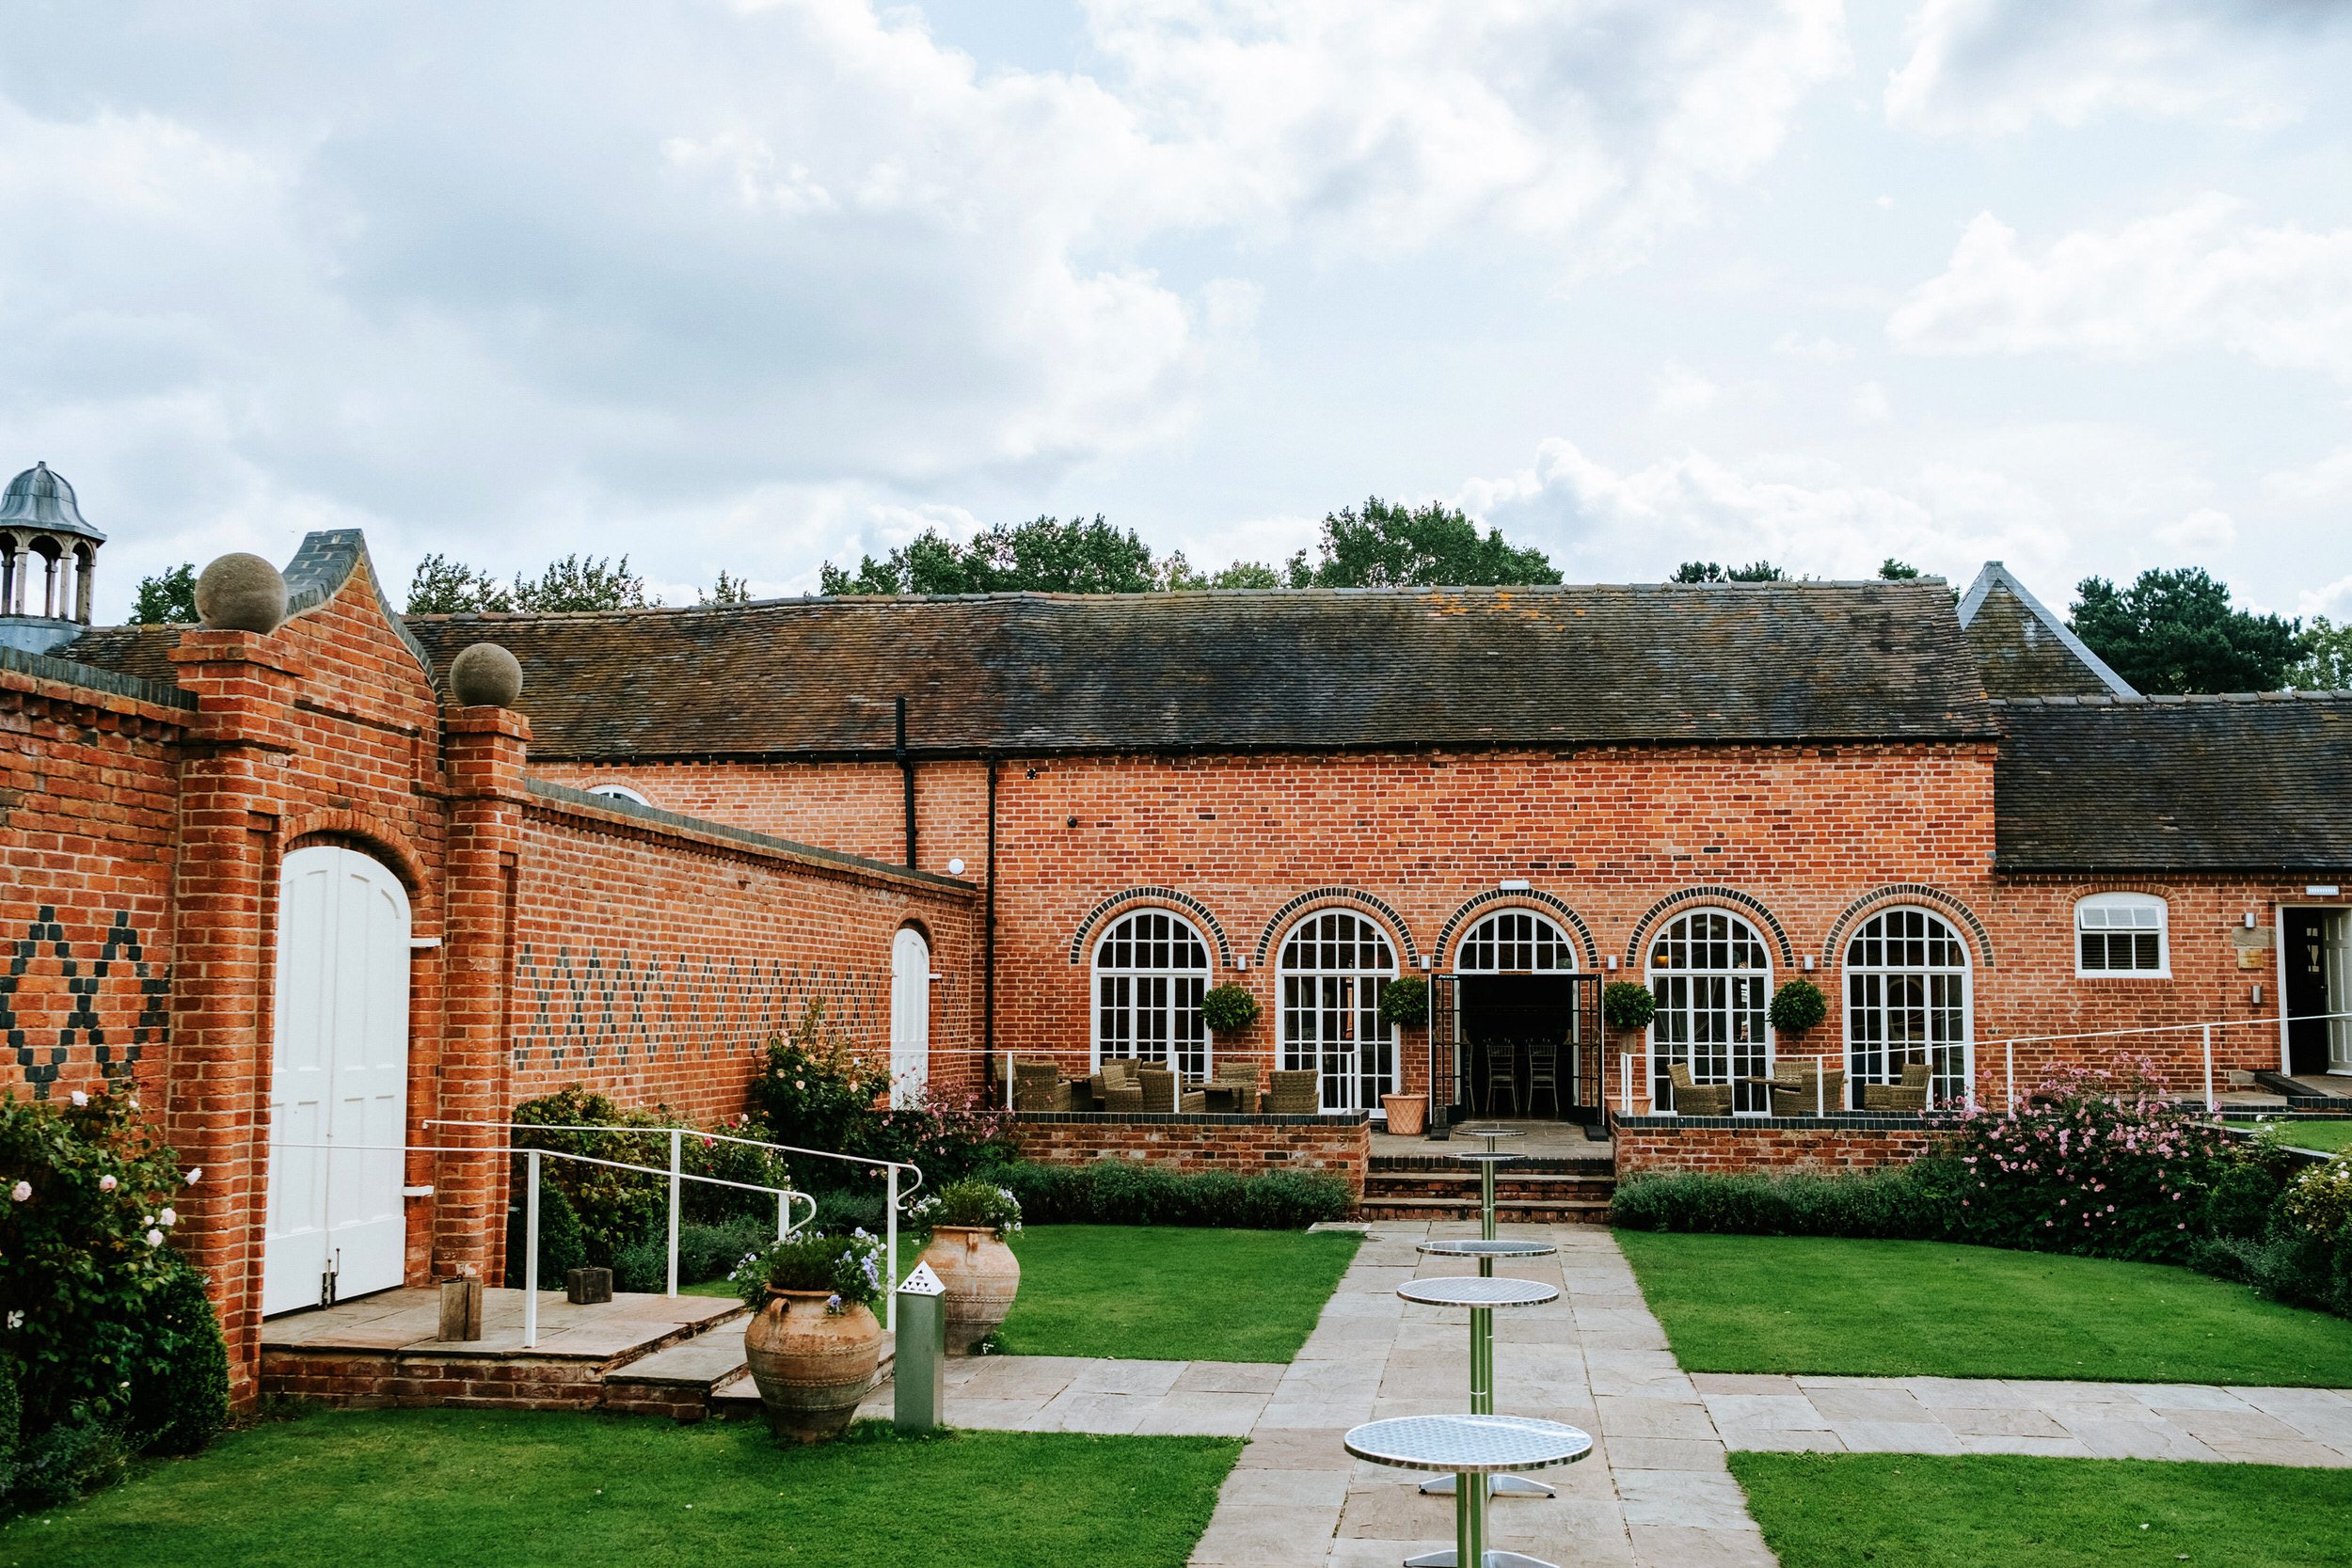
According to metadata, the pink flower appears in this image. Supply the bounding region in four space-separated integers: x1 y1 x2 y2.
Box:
99 1174 118 1193
9 1181 28 1202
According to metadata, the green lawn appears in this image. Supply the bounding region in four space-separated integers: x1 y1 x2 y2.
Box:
0 1408 1237 1568
2259 1119 2352 1155
1732 1452 2352 1568
998 1225 1359 1362
1619 1231 2352 1385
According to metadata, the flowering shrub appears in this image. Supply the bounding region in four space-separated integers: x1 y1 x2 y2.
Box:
2279 1151 2352 1240
748 999 888 1156
728 1231 886 1314
1942 1058 2235 1262
913 1176 1023 1235
510 1088 795 1267
850 1092 1016 1183
0 1082 227 1509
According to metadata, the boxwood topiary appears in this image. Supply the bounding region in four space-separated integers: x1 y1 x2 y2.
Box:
127 1264 230 1457
1200 983 1262 1035
1601 980 1656 1033
1766 977 1828 1034
1377 976 1429 1029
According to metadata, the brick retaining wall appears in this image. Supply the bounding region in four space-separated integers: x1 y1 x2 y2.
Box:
1611 1114 1932 1176
1009 1112 1371 1198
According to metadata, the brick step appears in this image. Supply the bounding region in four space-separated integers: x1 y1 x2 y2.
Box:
1358 1195 1613 1225
604 1318 897 1423
1362 1174 1617 1198
1370 1156 1614 1176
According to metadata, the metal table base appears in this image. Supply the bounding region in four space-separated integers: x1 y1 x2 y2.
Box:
1414 1237 1561 1505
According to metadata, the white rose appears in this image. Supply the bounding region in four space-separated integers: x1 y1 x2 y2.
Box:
146 1228 165 1247
185 1168 202 1185
160 1207 178 1227
8 1181 27 1202
71 1089 88 1107
99 1174 118 1192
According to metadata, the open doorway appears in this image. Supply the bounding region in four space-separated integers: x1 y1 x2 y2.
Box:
2283 907 2352 1077
1455 974 1602 1123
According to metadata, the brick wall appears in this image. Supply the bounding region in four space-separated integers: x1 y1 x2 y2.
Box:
1009 1112 1371 1197
1611 1116 1933 1176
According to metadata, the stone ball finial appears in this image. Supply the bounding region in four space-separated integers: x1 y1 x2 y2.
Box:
449 641 524 708
195 552 288 633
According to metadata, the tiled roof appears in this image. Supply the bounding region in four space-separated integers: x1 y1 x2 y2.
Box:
398 580 1998 759
56 622 177 681
1995 693 2352 871
1957 562 2135 699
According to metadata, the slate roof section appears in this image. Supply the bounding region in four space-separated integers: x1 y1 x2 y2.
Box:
1957 562 2135 699
56 621 178 682
400 580 1998 759
1995 693 2352 871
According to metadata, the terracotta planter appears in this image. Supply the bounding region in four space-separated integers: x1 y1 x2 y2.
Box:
919 1225 1021 1354
1380 1092 1426 1136
742 1287 882 1442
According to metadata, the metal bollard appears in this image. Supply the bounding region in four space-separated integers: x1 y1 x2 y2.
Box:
894 1261 947 1434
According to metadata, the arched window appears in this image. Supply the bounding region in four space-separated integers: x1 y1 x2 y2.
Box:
1279 910 1397 1115
1647 910 1772 1113
1845 908 1971 1107
1092 909 1211 1078
890 926 930 1107
588 783 653 807
2076 893 2168 976
1455 908 1577 972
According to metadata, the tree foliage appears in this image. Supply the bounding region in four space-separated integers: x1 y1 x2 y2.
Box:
1300 497 1560 588
404 552 667 614
2289 616 2352 691
130 563 198 625
820 515 1157 595
405 553 514 614
1878 558 1921 580
699 569 754 606
2070 567 2304 694
1673 561 1787 583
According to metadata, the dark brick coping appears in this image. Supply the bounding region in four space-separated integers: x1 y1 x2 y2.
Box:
1611 1113 1930 1132
1012 1110 1369 1128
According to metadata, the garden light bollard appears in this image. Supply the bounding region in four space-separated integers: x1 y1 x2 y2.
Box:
894 1261 947 1433
523 1148 541 1350
668 1128 683 1298
885 1164 899 1334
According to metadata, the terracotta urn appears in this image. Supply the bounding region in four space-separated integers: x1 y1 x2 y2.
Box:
1380 1092 1426 1137
742 1287 882 1442
919 1225 1021 1354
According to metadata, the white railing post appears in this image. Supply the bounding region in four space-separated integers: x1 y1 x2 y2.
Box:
524 1148 541 1350
667 1128 682 1298
2005 1044 2015 1111
777 1189 789 1242
885 1164 900 1334
1620 1053 1631 1117
2202 1023 2217 1114
1814 1056 1824 1117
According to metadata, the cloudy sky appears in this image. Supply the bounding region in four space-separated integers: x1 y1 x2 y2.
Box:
8 1 2352 621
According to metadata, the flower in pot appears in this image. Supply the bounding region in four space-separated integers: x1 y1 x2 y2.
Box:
911 1176 1024 1354
731 1230 886 1442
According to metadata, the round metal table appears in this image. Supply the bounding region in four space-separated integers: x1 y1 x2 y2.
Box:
1400 1269 1562 1504
1345 1414 1592 1568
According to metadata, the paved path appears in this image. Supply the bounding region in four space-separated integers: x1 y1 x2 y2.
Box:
1699 1372 2352 1465
854 1354 1285 1434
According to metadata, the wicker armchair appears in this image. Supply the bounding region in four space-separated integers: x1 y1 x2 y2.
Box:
1261 1069 1320 1115
1766 1059 1846 1117
1860 1061 1932 1113
1091 1058 1144 1114
1666 1062 1734 1117
1181 1059 1258 1112
1136 1066 1178 1113
1010 1058 1073 1113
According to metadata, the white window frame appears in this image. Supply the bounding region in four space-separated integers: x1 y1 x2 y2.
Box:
1453 907 1578 973
1279 910 1399 1116
1090 909 1212 1079
2074 893 2169 978
1843 906 1974 1109
1646 908 1773 1115
587 783 653 807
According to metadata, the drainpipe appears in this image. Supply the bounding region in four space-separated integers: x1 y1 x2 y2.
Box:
897 694 915 869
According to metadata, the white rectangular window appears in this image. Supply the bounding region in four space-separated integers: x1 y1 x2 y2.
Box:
2076 894 2168 976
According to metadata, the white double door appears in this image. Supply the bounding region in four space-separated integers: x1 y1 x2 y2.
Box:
263 846 412 1316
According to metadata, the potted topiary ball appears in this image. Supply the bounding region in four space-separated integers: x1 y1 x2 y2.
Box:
912 1177 1024 1354
1767 977 1828 1035
1200 982 1261 1036
734 1231 887 1442
1375 978 1432 1134
1602 980 1657 1034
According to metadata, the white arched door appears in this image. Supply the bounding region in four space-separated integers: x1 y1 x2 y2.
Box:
890 927 931 1107
264 846 411 1316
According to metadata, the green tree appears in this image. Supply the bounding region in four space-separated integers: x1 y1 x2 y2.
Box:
131 563 198 624
1879 558 1921 580
1301 497 1560 588
1673 561 1786 583
512 553 657 612
699 569 754 606
2070 567 2304 694
821 515 1158 595
405 552 514 614
2287 616 2352 690
1157 553 1284 591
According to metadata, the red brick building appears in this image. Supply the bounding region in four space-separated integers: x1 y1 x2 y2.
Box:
7 467 2350 1396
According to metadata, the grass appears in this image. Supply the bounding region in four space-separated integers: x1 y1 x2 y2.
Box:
1618 1230 2352 1385
2259 1119 2352 1155
998 1225 1360 1362
1731 1452 2352 1568
0 1407 1238 1568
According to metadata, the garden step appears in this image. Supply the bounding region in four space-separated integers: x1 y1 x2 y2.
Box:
2254 1070 2352 1109
614 1325 897 1423
1358 1196 1612 1224
1370 1155 1613 1175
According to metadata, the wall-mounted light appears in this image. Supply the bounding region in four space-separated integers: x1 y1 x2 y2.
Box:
1419 956 1433 971
1604 954 1618 972
1233 956 1248 972
946 858 966 875
1803 955 1817 972
2309 884 2342 897
2252 983 2265 1006
1499 878 1531 891
2245 911 2257 928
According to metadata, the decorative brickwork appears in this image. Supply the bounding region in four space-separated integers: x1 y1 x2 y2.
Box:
1009 1112 1371 1198
1611 1116 1934 1176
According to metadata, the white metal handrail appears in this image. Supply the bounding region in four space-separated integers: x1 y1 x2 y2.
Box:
425 1118 926 1331
267 1138 815 1347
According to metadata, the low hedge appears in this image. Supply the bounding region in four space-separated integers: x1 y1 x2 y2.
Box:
612 1214 774 1294
1610 1164 1956 1241
992 1159 1352 1228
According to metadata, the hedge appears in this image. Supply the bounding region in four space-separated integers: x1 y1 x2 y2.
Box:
990 1160 1352 1228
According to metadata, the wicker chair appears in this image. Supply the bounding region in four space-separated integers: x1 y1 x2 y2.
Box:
1766 1059 1846 1117
1010 1058 1073 1113
1860 1061 1932 1113
1182 1059 1258 1112
1261 1069 1320 1115
1666 1062 1734 1117
1092 1058 1144 1114
1136 1066 1178 1114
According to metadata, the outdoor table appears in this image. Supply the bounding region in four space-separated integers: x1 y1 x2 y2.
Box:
1183 1082 1247 1113
1451 1126 1523 1240
1401 1266 1561 1501
1344 1414 1592 1568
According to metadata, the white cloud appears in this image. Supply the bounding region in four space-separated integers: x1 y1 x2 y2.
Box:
2262 443 2352 505
1887 197 2352 378
1652 363 1721 416
2160 506 2237 551
1772 332 1856 362
1851 382 1894 422
1884 0 2340 135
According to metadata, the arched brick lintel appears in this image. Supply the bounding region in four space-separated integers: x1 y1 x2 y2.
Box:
1821 884 1996 971
1623 886 1796 970
1065 887 1235 969
1253 887 1421 969
1435 889 1600 972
